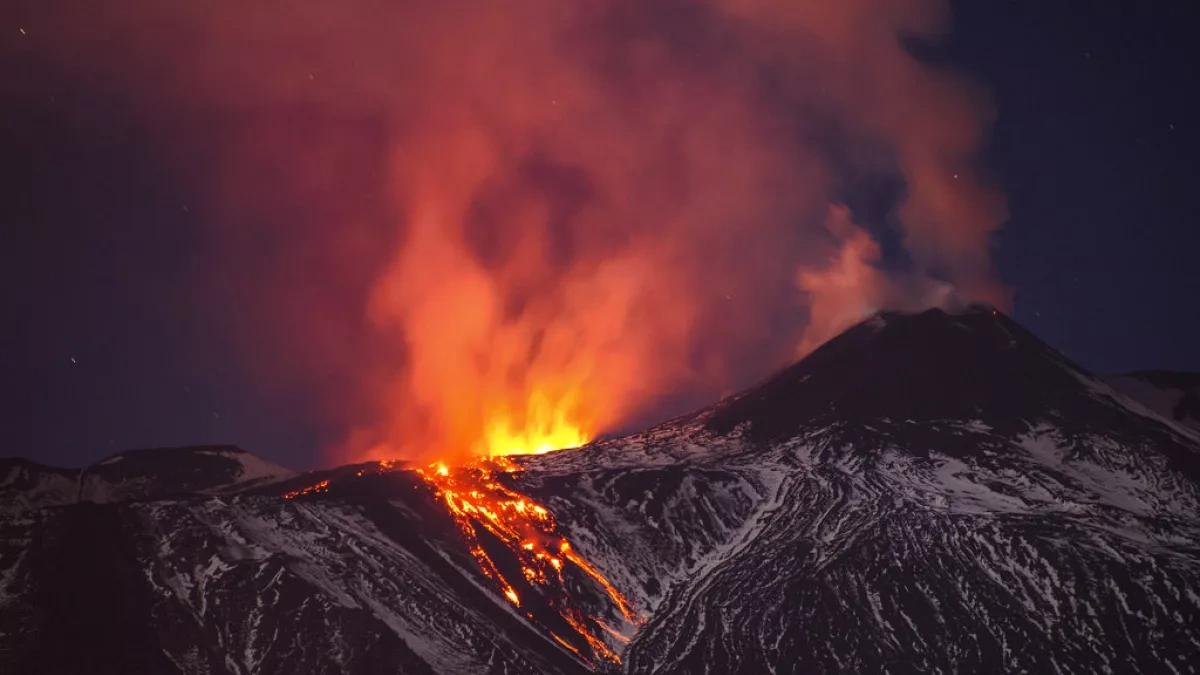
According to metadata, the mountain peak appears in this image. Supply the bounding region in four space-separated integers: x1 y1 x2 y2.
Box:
707 305 1173 445
1 445 296 514
83 444 295 499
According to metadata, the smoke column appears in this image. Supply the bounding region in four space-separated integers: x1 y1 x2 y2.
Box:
6 0 1008 463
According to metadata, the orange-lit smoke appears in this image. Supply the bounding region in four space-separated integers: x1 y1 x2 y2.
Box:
7 0 1009 463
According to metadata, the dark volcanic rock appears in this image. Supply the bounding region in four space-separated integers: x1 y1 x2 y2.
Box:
0 445 296 514
0 458 78 512
3 504 178 675
0 475 591 675
709 306 1172 440
3 309 1200 674
79 445 297 503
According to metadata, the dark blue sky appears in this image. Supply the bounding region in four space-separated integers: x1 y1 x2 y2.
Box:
949 1 1198 373
2 0 1197 469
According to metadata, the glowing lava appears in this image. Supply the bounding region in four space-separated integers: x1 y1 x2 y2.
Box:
416 454 639 665
278 442 636 664
282 479 329 499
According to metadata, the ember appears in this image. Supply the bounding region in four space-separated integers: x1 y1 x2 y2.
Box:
282 479 329 499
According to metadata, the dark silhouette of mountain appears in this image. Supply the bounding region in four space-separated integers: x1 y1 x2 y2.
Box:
1104 369 1200 432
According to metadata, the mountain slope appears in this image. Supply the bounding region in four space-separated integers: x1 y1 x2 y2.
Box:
514 306 1200 673
1105 370 1200 433
601 306 1200 673
3 306 1200 674
0 470 594 675
0 445 296 515
616 423 1200 674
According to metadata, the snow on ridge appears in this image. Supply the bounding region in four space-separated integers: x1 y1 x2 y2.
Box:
193 448 296 490
1105 374 1200 434
1052 359 1200 445
678 462 791 585
624 417 1200 675
225 452 296 485
1105 375 1186 419
135 498 523 675
0 470 78 514
521 414 751 477
866 419 1200 530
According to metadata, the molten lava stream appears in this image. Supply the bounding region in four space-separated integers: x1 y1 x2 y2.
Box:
282 479 329 500
417 458 639 666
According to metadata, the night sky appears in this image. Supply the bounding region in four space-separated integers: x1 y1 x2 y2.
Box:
2 0 1197 469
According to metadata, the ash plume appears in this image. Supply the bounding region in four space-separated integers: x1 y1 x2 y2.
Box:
5 0 1008 462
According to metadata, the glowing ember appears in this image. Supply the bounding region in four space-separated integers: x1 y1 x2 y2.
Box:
282 479 329 499
356 459 397 477
417 456 639 665
290 460 400 497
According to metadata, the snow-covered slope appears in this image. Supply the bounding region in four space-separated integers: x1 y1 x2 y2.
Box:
3 306 1199 674
0 445 296 515
79 445 297 503
0 458 79 514
1105 370 1200 433
0 470 590 675
615 421 1200 674
523 306 1200 673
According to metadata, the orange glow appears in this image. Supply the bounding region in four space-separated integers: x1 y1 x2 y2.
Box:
358 460 398 476
24 0 1015 475
417 458 639 664
282 479 329 499
285 460 400 499
550 631 585 660
23 1 1025 664
595 618 631 644
562 547 638 624
480 401 591 457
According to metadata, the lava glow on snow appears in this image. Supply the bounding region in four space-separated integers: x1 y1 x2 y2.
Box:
281 444 637 665
416 451 639 666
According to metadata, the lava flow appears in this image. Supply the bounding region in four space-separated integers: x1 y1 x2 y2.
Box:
279 441 640 663
417 456 640 666
282 479 329 500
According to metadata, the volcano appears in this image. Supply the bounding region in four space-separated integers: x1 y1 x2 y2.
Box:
3 306 1199 674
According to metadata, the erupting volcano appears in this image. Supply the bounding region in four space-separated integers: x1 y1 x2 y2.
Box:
5 308 1200 675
